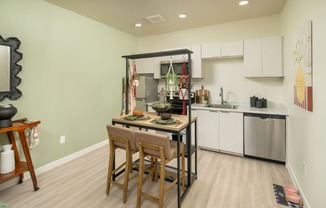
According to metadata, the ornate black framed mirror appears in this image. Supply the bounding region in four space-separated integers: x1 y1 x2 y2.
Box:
0 36 23 101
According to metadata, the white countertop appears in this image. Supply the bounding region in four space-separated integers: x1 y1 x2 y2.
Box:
190 103 288 115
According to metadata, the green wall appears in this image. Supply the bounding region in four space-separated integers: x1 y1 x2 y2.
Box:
0 0 137 168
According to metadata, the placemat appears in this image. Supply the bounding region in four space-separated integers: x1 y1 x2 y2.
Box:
123 115 150 121
150 118 181 126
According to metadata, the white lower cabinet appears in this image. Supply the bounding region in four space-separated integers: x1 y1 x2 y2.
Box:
194 109 219 151
192 109 244 155
219 111 243 155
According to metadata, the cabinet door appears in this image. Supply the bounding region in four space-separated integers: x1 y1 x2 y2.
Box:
197 110 219 151
190 45 204 78
190 109 198 145
201 42 221 59
262 36 283 77
161 47 190 62
136 58 154 74
153 57 161 79
221 40 244 57
219 112 243 154
243 39 262 77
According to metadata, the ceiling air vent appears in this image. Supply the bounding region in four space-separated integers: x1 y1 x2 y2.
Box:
145 14 166 23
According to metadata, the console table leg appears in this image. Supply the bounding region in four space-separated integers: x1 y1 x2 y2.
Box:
18 131 39 191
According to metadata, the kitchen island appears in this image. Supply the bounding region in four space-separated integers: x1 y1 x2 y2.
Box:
111 112 197 208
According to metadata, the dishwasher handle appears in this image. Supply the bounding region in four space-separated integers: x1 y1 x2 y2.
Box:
244 113 285 120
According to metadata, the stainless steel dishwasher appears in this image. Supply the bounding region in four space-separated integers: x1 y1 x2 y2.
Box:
244 113 286 163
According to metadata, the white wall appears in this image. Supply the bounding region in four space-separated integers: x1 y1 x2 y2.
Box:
139 15 283 104
139 15 281 52
191 59 283 104
0 0 137 168
281 0 326 207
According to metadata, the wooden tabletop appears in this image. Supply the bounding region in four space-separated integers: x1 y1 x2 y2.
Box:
112 112 197 133
0 118 41 133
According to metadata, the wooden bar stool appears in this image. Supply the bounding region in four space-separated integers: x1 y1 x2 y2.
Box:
134 130 185 208
106 125 138 203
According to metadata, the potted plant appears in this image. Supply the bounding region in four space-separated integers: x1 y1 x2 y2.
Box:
131 73 140 87
202 93 208 104
132 74 140 80
151 101 171 115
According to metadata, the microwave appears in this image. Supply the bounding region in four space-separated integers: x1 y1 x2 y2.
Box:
160 60 189 77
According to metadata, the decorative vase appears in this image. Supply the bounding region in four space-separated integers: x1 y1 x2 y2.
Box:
0 144 15 174
295 62 306 104
0 104 17 128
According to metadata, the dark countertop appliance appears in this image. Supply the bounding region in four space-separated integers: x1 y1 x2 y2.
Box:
160 60 189 77
166 91 195 115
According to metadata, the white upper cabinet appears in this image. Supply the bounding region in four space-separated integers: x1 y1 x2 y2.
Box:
161 47 190 62
135 56 163 79
201 42 221 59
135 58 154 74
262 36 283 77
243 39 262 77
243 36 283 77
153 57 161 79
201 40 243 59
221 40 244 57
190 45 204 78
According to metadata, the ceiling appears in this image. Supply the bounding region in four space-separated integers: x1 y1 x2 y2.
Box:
44 0 287 37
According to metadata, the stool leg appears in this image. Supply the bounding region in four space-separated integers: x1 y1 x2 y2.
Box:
154 157 159 182
159 160 166 208
150 157 155 182
106 146 115 195
123 147 131 203
137 149 144 208
129 152 133 174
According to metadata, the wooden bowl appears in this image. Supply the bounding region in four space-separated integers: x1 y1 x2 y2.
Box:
133 110 143 116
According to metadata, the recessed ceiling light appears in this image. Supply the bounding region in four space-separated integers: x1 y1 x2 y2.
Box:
135 23 142 27
179 14 187 18
239 1 249 6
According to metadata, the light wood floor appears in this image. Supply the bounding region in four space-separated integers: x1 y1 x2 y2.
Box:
0 145 292 208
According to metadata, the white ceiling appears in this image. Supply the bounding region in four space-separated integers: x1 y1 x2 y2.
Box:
44 0 287 37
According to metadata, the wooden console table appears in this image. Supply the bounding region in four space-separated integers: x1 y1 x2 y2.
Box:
0 118 41 191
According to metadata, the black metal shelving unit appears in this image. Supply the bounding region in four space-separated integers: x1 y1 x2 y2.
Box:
122 49 197 208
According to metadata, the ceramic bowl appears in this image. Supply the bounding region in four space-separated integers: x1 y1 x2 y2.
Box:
133 110 143 116
160 113 172 120
0 104 17 128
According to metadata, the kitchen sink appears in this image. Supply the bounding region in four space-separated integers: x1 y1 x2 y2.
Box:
205 104 238 109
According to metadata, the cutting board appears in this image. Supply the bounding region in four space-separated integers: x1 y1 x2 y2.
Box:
195 86 210 104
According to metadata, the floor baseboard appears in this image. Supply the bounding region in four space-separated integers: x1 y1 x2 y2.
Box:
287 162 311 208
0 140 108 191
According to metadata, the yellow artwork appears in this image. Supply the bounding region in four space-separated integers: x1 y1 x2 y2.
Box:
294 20 313 112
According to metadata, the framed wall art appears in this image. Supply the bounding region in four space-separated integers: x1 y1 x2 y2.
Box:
294 20 313 112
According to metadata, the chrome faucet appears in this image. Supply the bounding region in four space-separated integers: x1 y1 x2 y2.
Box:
220 87 225 104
